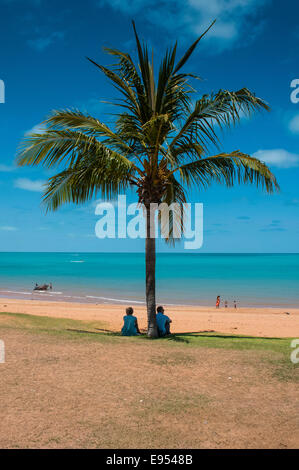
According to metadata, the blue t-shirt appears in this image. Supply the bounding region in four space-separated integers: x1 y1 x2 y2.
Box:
121 315 138 336
156 312 170 336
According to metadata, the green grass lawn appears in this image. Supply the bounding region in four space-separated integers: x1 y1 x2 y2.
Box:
0 311 298 383
0 310 295 352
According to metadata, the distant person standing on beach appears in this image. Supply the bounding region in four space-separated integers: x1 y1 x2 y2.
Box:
234 300 237 309
225 300 228 308
216 296 220 309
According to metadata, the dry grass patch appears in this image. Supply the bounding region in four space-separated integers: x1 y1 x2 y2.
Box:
0 312 298 449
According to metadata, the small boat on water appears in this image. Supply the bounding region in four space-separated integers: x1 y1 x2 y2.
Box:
33 283 52 291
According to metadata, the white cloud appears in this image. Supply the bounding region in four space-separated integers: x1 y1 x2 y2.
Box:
289 114 299 134
0 226 17 231
14 178 46 192
253 149 299 168
285 198 299 207
25 123 46 136
75 98 107 117
91 197 123 208
27 31 64 51
98 0 269 49
0 164 15 172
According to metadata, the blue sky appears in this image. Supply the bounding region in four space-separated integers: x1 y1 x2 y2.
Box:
0 0 298 252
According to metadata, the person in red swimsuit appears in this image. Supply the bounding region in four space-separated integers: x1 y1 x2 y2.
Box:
216 295 220 308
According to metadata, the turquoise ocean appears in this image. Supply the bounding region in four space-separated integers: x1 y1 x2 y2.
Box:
0 252 298 307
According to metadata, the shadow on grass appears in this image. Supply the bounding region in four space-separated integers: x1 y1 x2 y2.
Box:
66 328 105 335
157 331 290 347
66 328 121 337
66 328 287 343
161 331 287 341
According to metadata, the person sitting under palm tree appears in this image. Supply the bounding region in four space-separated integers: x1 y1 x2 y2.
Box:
121 307 141 336
156 306 172 337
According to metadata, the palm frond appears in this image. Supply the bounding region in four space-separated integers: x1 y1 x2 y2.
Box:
175 151 279 193
17 127 139 176
47 109 120 137
42 144 135 211
103 47 150 122
173 20 216 74
19 110 145 169
132 21 156 112
170 88 270 153
155 44 177 113
17 129 101 168
87 57 141 117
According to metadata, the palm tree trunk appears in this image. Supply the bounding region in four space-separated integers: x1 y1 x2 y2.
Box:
145 204 158 338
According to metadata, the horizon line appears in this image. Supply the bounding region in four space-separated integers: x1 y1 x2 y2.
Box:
0 251 298 255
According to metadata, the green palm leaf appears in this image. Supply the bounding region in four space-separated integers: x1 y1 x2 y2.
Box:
175 151 279 193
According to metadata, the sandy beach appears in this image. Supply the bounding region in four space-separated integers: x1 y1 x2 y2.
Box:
1 297 298 337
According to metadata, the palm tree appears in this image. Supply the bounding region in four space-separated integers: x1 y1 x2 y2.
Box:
17 21 279 337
